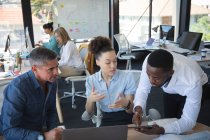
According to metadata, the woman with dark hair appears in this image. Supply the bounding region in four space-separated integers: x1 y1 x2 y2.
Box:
36 22 60 56
54 27 84 77
83 36 136 126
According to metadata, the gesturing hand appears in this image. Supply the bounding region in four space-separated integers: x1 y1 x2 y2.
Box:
89 84 106 103
108 94 128 109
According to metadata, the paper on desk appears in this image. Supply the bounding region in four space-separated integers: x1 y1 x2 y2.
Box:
148 118 178 127
154 130 210 140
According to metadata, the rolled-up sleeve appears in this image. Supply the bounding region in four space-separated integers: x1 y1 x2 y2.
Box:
133 57 152 112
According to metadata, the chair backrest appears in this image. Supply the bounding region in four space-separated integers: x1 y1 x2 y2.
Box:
114 34 131 54
177 31 203 51
78 44 94 75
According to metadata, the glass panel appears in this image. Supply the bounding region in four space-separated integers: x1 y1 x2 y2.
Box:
119 0 179 42
190 0 210 41
119 0 149 42
151 0 179 41
30 0 54 43
0 0 24 52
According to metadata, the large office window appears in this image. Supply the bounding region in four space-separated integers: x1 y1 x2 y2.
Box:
119 0 149 42
30 0 53 43
119 0 180 42
190 0 210 41
0 0 24 50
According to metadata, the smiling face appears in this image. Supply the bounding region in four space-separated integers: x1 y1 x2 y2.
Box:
54 32 63 45
96 50 117 78
146 63 174 87
32 58 59 84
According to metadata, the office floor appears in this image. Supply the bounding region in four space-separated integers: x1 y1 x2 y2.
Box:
57 60 210 129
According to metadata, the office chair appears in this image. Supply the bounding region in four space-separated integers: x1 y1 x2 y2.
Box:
60 44 94 109
177 31 203 51
114 34 148 70
81 70 161 127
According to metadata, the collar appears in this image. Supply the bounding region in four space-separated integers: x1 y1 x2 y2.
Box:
98 70 119 82
28 70 52 90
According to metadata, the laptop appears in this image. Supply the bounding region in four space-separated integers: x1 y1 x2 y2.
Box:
62 125 128 140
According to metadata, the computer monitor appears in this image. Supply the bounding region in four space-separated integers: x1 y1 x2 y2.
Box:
159 25 175 41
4 35 10 52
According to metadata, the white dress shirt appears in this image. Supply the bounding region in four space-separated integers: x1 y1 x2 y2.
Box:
58 41 84 69
134 52 208 134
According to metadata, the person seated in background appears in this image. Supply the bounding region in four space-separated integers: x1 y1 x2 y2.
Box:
83 36 136 126
35 22 60 56
54 27 84 77
0 47 63 140
132 49 208 135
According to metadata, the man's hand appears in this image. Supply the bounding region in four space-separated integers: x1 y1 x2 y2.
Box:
136 124 165 135
132 106 143 128
44 127 64 140
132 112 142 128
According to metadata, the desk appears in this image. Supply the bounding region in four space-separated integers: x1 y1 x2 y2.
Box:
127 122 210 140
131 41 210 62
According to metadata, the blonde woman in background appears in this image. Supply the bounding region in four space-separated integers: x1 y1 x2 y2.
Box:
54 27 84 77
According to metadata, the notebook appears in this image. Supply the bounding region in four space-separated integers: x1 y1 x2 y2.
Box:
62 125 128 140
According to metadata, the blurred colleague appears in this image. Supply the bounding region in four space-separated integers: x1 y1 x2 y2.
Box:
54 27 84 77
133 49 208 135
36 22 60 56
0 47 63 140
83 36 136 126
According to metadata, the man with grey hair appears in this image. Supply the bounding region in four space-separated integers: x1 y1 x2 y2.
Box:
0 47 63 140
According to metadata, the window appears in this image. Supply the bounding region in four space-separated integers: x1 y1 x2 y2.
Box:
119 0 180 42
0 0 24 51
190 0 210 41
30 0 54 43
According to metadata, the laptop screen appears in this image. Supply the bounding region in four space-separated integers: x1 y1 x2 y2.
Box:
62 125 128 140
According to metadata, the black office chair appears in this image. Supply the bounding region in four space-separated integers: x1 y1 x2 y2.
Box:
177 31 203 51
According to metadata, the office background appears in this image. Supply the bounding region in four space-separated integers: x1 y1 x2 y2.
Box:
0 0 210 128
0 0 209 51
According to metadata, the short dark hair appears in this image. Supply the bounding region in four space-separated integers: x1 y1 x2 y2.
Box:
147 49 173 71
29 47 57 66
88 36 114 60
43 22 53 31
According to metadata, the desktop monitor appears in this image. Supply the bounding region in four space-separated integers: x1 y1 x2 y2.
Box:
177 31 203 51
4 35 10 52
159 25 175 41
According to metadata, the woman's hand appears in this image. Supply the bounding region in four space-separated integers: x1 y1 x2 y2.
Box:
89 85 106 103
108 94 128 109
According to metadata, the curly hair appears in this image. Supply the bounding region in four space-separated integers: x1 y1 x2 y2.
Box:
88 36 114 60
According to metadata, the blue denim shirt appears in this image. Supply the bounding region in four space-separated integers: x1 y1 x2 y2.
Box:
0 70 57 140
85 70 136 112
